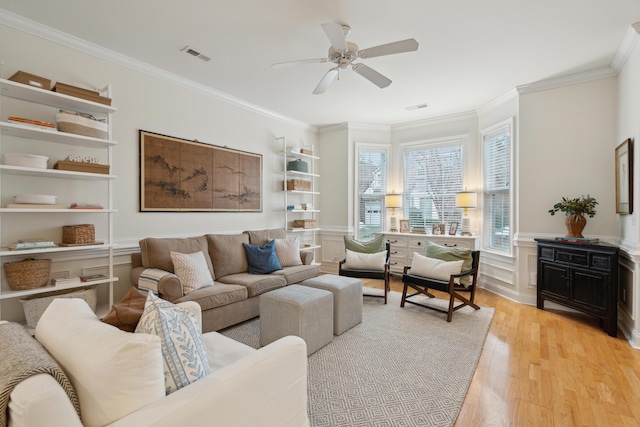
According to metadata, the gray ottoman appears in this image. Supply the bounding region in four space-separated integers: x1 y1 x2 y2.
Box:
301 274 363 335
259 284 333 355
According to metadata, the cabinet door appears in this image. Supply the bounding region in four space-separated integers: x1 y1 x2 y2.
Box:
540 261 570 298
571 268 607 312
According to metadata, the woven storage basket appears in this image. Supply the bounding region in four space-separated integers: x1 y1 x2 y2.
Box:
293 219 318 229
62 224 95 244
286 179 312 191
4 258 52 290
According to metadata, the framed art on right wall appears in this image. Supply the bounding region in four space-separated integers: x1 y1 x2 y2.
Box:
615 138 633 214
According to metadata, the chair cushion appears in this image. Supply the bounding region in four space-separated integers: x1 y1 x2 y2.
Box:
135 292 211 395
35 299 165 427
170 251 214 294
411 253 464 284
423 240 473 286
342 249 386 270
344 235 385 253
275 237 303 267
102 286 148 332
243 240 282 274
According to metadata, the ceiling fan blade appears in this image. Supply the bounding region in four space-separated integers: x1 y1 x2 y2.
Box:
271 58 328 68
321 23 348 51
313 67 339 94
352 64 392 88
358 38 419 59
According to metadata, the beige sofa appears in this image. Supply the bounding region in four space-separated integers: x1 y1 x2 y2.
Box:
130 228 320 332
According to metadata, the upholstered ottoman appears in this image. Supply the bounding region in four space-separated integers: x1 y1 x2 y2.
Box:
301 274 363 335
259 284 333 355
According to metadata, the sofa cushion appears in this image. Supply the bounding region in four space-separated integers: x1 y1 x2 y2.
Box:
140 236 214 279
243 240 282 274
176 283 248 311
135 293 211 395
35 298 165 427
217 273 287 297
170 251 214 294
207 234 249 278
244 228 287 246
271 264 321 284
275 237 303 267
102 286 148 332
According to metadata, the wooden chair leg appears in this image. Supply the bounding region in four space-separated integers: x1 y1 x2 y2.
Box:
400 282 408 307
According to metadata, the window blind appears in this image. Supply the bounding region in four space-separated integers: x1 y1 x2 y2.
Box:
483 129 510 252
358 149 387 240
403 143 463 232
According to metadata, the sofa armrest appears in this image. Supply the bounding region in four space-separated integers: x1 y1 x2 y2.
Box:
131 266 184 302
301 251 314 265
107 336 309 427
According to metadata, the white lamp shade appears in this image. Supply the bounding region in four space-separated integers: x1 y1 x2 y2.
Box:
385 194 403 209
455 191 477 209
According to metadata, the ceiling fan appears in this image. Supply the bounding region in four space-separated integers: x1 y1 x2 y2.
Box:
272 23 419 94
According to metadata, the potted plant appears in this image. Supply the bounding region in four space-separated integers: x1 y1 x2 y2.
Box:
548 195 598 238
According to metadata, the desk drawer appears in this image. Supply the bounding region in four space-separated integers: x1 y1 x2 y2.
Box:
385 235 408 247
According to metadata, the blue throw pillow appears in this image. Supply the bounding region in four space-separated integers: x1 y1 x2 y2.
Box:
243 240 282 274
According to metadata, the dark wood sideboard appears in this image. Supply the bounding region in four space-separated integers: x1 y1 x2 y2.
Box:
535 238 619 337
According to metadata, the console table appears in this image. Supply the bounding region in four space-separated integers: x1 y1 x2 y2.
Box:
376 232 479 274
535 238 619 337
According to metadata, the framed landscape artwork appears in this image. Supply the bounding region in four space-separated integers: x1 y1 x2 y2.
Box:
615 138 633 214
140 130 262 212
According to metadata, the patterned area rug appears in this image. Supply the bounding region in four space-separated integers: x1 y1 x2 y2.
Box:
220 289 494 427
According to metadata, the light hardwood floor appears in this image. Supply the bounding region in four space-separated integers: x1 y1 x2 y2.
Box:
362 275 640 426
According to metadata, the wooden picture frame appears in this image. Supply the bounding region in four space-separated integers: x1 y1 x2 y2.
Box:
432 223 445 235
140 130 262 212
399 219 410 233
449 221 458 235
615 138 633 214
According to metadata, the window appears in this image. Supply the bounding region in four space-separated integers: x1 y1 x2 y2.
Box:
403 142 463 232
356 147 387 240
482 121 511 254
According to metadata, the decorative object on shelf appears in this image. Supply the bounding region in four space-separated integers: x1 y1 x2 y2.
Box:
4 258 52 290
287 159 308 173
56 110 108 139
385 193 402 232
432 224 445 235
286 179 312 191
8 240 56 251
7 116 55 129
449 221 458 235
300 148 313 155
62 224 95 245
455 191 477 236
140 130 262 212
8 70 51 90
615 138 633 214
3 153 49 169
13 194 57 205
52 82 112 106
293 219 318 229
54 160 110 174
399 219 410 233
548 194 598 238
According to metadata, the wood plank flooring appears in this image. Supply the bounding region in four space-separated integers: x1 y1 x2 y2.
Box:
361 276 640 426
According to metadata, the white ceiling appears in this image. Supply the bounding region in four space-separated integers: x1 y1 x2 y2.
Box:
1 0 639 127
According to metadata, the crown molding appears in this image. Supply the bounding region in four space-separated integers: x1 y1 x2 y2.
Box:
476 89 518 117
611 22 640 72
390 110 478 131
0 9 316 132
515 67 616 95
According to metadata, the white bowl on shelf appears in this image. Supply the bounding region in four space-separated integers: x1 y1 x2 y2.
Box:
13 194 57 204
3 153 49 169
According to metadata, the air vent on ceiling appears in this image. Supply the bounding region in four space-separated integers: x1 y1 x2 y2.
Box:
405 103 428 111
181 46 211 62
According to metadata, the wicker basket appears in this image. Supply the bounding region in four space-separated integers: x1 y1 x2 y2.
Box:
293 219 318 229
4 258 52 290
62 224 95 244
286 179 312 191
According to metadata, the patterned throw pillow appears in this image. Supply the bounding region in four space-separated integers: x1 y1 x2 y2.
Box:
275 237 303 267
410 253 464 284
170 251 214 294
20 287 97 329
135 292 211 395
344 235 386 253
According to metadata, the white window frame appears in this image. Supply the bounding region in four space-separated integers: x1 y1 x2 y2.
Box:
480 118 514 256
400 137 465 233
354 142 391 240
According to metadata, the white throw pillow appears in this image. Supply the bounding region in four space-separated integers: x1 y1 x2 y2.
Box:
35 298 165 427
20 287 97 329
410 253 464 284
275 237 303 267
170 251 214 294
342 249 386 270
135 292 211 395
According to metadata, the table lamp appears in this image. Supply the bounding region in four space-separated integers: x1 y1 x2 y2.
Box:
455 191 477 235
385 193 403 232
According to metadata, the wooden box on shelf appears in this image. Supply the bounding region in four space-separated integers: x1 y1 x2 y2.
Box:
8 71 51 90
286 179 312 191
54 160 110 174
293 219 318 229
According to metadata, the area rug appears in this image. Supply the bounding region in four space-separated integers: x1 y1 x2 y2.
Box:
220 289 494 427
